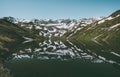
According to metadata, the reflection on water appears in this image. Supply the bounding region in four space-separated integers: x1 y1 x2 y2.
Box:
5 59 120 77
5 40 120 77
9 40 103 63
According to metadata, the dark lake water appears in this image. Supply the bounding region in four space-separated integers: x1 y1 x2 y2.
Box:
5 40 120 77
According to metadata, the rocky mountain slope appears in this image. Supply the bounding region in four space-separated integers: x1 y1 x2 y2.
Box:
13 17 101 38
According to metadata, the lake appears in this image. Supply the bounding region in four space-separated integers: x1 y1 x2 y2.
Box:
5 39 120 77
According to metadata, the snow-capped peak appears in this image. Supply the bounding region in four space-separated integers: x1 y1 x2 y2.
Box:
5 17 102 38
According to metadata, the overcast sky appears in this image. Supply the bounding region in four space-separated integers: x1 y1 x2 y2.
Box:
0 0 120 19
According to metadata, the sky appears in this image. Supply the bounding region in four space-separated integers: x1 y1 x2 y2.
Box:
0 0 120 19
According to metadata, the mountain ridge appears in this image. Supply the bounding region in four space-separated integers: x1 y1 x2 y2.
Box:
67 10 120 64
0 10 120 58
0 18 41 58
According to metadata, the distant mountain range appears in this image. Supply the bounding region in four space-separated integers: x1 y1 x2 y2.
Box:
3 16 103 38
0 10 120 59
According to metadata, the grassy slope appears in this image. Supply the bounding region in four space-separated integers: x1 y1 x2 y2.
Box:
70 10 120 49
0 19 42 77
0 19 41 58
66 10 120 64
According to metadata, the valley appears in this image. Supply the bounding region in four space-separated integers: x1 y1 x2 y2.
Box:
0 10 120 77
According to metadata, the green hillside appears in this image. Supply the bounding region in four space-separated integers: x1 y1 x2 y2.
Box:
0 18 42 77
70 10 120 48
0 18 40 58
68 10 120 64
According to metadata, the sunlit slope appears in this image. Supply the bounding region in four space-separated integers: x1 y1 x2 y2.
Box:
70 10 120 50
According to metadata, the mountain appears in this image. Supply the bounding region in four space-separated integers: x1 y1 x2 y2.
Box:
12 17 101 39
0 16 102 58
1 10 119 59
69 10 120 63
1 10 120 77
0 18 40 58
70 10 120 47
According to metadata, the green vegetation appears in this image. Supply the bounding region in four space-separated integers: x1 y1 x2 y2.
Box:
111 10 120 17
0 10 120 77
70 10 120 49
0 18 41 77
64 10 120 64
0 60 12 77
0 18 41 55
0 35 14 42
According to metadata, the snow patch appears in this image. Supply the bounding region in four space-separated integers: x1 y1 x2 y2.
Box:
23 37 34 44
14 54 30 59
106 16 113 20
110 52 120 57
98 19 105 24
109 23 120 30
98 56 106 60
